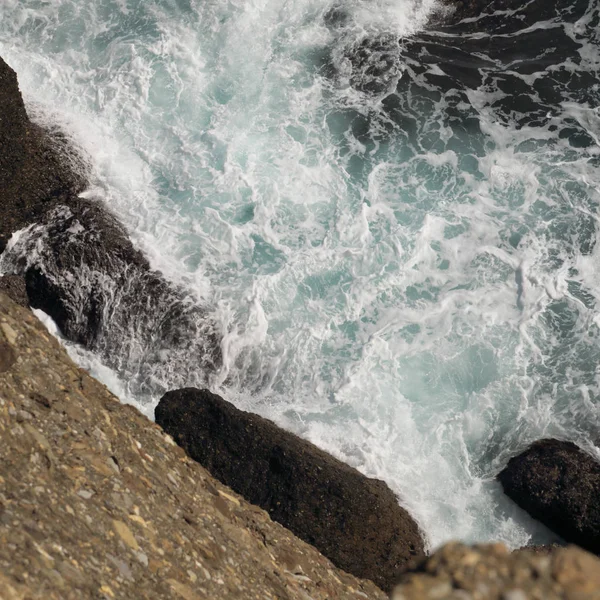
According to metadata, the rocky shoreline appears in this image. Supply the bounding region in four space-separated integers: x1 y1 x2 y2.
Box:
3 291 600 598
3 0 600 595
0 292 386 600
0 55 220 399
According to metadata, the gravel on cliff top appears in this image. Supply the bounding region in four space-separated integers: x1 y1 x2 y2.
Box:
0 292 385 600
392 542 600 600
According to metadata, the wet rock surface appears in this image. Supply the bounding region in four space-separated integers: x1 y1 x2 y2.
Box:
391 542 600 600
0 55 220 394
0 56 86 254
0 292 386 600
155 387 425 592
498 439 600 554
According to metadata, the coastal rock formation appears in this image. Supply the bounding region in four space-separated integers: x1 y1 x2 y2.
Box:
0 292 385 600
391 542 600 600
155 388 425 592
498 439 600 554
0 55 220 394
0 57 87 254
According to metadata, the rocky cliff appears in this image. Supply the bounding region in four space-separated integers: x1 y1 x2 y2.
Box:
4 293 600 600
0 292 386 600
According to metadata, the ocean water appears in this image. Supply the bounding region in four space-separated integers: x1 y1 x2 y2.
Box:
2 0 600 550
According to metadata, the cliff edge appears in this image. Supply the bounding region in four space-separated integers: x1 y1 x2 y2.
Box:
0 292 385 600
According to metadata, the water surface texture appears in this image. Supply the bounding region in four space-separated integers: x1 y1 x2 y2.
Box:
2 0 600 549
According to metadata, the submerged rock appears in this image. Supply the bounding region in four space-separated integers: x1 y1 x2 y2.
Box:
391 542 600 600
0 55 220 392
498 439 600 554
0 292 385 600
155 387 425 592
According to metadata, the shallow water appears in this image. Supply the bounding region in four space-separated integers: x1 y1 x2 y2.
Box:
2 0 600 549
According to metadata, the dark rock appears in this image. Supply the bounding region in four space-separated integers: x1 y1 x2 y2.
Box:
0 275 28 308
0 55 221 393
1 201 221 395
498 439 600 554
155 387 425 592
0 56 87 254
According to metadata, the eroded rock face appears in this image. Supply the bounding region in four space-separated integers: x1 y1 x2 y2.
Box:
0 55 221 394
391 542 600 600
1 202 221 392
155 387 425 592
0 56 87 254
0 292 385 600
498 439 600 554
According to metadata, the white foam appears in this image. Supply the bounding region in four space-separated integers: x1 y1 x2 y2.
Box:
2 0 599 551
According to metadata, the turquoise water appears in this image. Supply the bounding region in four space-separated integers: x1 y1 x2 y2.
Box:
2 0 600 549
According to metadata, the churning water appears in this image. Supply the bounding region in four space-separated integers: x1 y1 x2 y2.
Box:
2 0 600 550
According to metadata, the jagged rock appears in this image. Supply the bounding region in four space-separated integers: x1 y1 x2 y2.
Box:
391 542 600 600
498 439 600 554
0 56 86 254
0 292 386 600
155 387 425 592
2 201 221 389
0 275 28 308
0 55 220 394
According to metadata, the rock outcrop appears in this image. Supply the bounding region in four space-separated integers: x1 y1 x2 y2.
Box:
155 387 425 592
391 542 600 600
498 439 600 554
0 57 86 254
0 55 220 395
0 292 386 600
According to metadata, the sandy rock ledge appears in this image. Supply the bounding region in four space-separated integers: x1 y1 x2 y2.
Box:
0 292 385 600
392 542 600 600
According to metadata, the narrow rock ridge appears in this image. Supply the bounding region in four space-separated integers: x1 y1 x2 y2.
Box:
156 388 425 592
0 292 386 600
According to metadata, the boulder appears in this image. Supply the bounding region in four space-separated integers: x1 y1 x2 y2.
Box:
498 439 600 554
391 542 600 600
155 387 425 592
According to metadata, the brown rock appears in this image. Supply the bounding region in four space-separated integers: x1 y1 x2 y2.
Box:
392 542 600 600
0 275 28 308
